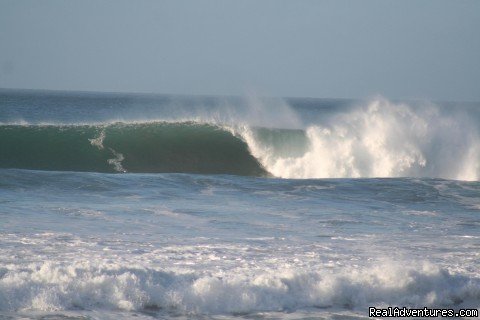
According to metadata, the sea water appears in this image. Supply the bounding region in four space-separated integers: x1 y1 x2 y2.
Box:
0 89 479 319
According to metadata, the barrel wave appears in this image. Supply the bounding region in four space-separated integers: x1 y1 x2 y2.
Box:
0 122 268 176
1 96 480 180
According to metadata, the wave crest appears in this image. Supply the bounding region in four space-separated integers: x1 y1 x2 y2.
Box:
1 97 479 180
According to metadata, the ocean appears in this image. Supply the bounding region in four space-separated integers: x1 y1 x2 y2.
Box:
0 89 479 319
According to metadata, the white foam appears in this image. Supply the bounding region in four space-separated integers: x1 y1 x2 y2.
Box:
88 130 106 150
107 148 127 173
240 98 480 180
0 261 478 314
89 130 127 173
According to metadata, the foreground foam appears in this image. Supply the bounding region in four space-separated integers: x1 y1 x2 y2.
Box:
0 261 478 314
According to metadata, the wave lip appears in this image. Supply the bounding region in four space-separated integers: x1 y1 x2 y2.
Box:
0 262 478 315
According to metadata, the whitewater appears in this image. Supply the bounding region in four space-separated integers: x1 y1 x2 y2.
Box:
0 89 479 319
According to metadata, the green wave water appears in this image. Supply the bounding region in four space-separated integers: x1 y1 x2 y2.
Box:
0 122 271 176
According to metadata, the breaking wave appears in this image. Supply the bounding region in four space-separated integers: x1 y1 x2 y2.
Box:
0 261 478 315
1 98 479 180
241 98 480 181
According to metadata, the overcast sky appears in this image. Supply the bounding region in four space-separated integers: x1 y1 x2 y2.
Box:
0 0 479 101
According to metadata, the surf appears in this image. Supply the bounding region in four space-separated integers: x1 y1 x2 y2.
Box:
241 98 480 181
1 96 479 180
0 259 478 314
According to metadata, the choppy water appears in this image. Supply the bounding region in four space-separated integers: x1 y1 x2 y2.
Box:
0 89 479 319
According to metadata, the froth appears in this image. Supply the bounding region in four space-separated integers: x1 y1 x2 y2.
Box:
0 261 478 314
241 98 480 180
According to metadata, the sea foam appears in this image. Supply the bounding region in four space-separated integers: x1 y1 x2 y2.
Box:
0 261 478 314
240 98 480 180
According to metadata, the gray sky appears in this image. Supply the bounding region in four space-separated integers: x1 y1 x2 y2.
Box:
1 0 479 101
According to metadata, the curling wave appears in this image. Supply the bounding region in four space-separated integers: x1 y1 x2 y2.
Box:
0 122 268 176
1 98 479 180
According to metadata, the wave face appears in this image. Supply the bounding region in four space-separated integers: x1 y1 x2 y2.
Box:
0 122 268 176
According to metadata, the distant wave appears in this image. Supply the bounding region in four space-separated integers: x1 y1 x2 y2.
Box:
1 98 479 180
0 261 478 314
